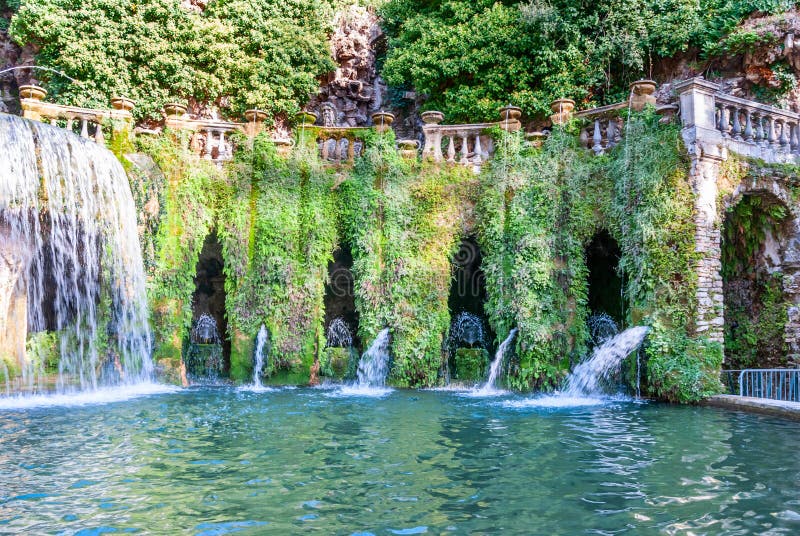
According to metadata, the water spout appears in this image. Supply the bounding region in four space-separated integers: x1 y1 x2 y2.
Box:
563 326 650 397
475 328 517 394
252 325 269 389
356 328 391 388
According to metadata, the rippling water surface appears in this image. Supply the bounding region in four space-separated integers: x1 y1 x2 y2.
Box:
0 387 798 534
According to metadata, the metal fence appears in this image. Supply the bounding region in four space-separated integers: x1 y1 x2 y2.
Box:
739 369 800 402
720 370 743 394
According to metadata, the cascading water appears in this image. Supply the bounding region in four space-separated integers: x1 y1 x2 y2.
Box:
475 328 517 394
355 328 390 388
563 326 650 397
251 324 269 388
0 114 153 395
325 317 353 348
192 313 220 345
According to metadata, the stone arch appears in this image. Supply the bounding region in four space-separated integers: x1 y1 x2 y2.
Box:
721 184 798 368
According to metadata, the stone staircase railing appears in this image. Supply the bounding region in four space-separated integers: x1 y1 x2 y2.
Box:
19 86 133 146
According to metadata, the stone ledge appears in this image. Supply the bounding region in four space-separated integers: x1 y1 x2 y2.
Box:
702 394 800 421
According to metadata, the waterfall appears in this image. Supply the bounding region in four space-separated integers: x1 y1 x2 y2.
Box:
0 114 153 394
192 314 221 344
475 328 517 394
252 324 268 388
356 328 390 387
563 326 650 397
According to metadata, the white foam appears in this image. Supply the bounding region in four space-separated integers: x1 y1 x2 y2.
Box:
328 385 393 398
463 387 511 398
237 384 277 393
0 382 180 410
502 393 633 409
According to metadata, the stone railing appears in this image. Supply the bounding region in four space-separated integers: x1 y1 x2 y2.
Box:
421 106 522 172
19 85 134 146
296 110 395 165
575 103 628 155
676 78 800 164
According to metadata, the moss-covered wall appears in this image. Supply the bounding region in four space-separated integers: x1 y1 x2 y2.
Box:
129 110 730 401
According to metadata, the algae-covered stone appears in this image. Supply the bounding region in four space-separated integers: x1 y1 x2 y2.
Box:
453 348 489 381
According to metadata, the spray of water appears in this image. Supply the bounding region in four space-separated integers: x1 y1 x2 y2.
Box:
356 328 391 388
252 324 269 388
563 326 650 397
474 328 517 395
0 114 153 395
450 312 484 348
325 317 353 348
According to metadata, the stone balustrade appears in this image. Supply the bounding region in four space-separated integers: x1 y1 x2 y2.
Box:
421 106 521 172
316 127 369 164
575 103 628 155
714 93 800 161
676 78 800 165
19 86 133 146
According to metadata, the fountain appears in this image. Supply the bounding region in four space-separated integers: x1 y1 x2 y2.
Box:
185 314 223 379
450 312 484 348
355 327 391 388
325 317 353 348
563 326 650 397
0 113 153 395
587 312 619 347
474 328 517 394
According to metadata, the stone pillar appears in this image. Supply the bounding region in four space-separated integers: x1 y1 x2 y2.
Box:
780 218 800 366
676 78 727 344
689 154 725 343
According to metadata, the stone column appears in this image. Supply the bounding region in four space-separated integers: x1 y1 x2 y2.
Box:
780 218 800 366
675 78 726 343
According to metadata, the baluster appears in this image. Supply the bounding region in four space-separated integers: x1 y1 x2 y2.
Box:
460 134 469 165
320 136 329 160
433 131 444 163
579 128 589 148
347 137 355 162
591 119 603 155
743 110 754 142
66 118 75 133
446 135 456 163
790 123 799 154
605 118 617 149
717 105 729 136
778 119 790 150
731 106 742 140
473 134 483 167
204 129 214 159
49 117 58 126
422 130 433 159
94 122 105 145
767 116 777 148
755 114 765 146
80 118 89 139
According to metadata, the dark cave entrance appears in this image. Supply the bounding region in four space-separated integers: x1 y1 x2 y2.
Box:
447 237 494 381
324 243 360 350
586 231 623 330
190 230 229 374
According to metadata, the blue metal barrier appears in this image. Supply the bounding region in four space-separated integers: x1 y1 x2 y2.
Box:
739 369 800 402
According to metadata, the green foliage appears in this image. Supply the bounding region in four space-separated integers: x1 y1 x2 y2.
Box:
222 134 338 378
9 0 334 121
25 331 59 373
339 131 475 387
380 0 795 120
722 194 787 279
136 133 221 361
452 348 489 382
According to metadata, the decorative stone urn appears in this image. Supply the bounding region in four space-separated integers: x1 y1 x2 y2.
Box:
498 105 522 131
272 138 294 157
630 79 657 111
18 85 47 101
245 109 268 123
397 139 419 159
525 131 548 148
420 110 444 125
111 97 135 112
371 111 395 133
163 102 187 118
295 110 318 126
549 98 575 125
